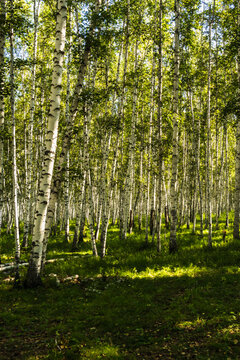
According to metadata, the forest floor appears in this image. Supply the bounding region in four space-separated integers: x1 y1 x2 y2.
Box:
0 217 240 359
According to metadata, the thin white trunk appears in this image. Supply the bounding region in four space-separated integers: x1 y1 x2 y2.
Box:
233 0 240 239
23 0 40 248
123 40 138 238
206 5 212 248
100 137 119 258
225 127 229 228
64 10 71 243
145 41 155 244
169 0 180 253
0 0 5 236
10 7 20 284
156 1 163 250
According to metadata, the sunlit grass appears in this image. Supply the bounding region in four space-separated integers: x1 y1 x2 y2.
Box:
0 213 240 359
81 343 122 359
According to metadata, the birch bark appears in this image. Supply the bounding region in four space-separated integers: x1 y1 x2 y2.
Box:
145 42 155 244
225 126 229 228
24 0 67 287
123 39 138 239
156 0 163 252
233 0 240 239
64 9 72 243
169 0 180 253
10 2 20 284
40 1 101 268
22 0 40 248
0 0 5 236
206 5 212 248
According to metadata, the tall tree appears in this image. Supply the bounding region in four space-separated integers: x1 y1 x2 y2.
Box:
233 0 240 239
24 0 67 287
10 0 21 285
206 3 213 248
169 0 180 253
0 0 5 238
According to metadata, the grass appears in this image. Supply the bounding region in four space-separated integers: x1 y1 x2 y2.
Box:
0 215 240 359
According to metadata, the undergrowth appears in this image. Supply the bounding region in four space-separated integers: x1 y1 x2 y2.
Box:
0 215 240 359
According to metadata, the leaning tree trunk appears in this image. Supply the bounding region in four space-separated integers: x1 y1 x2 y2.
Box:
24 0 67 288
40 1 101 269
169 0 180 253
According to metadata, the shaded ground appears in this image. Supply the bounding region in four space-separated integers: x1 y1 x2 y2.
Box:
0 219 240 359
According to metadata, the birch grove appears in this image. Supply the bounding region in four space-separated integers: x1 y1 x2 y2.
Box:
0 0 239 287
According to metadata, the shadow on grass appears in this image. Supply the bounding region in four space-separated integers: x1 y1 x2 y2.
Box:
0 269 240 359
0 217 239 359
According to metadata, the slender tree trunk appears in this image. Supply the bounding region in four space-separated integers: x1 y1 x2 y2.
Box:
10 4 20 285
206 5 212 248
72 150 85 250
24 0 67 287
169 0 180 253
179 131 187 228
145 41 155 244
0 0 5 239
138 147 143 230
123 39 138 238
189 91 197 234
100 136 119 258
233 0 240 239
87 170 98 257
64 10 72 243
225 126 229 228
22 0 40 248
118 6 130 242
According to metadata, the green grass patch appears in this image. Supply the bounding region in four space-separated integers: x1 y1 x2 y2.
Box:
0 215 240 359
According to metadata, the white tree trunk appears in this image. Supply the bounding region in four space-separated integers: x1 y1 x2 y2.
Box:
145 41 155 244
25 0 67 287
0 0 5 236
169 0 180 253
41 1 101 259
206 5 212 248
23 0 40 248
233 0 240 239
225 127 229 228
156 0 163 249
10 3 20 284
64 12 71 243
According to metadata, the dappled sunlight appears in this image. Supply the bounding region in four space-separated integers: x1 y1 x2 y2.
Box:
81 343 122 359
176 317 207 330
1 215 240 359
119 264 218 280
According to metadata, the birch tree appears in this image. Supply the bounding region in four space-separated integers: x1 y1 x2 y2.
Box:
206 4 213 248
22 0 40 248
169 0 180 253
24 0 67 287
10 0 21 285
233 0 240 239
0 0 5 236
